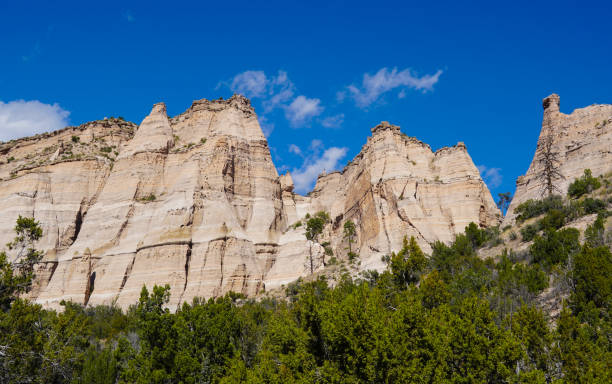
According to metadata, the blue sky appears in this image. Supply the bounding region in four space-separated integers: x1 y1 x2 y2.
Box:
1 1 611 198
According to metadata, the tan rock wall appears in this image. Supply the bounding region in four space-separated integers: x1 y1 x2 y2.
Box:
0 98 500 310
504 94 612 225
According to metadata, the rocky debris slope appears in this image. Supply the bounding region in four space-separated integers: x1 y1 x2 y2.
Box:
0 96 499 310
504 94 612 225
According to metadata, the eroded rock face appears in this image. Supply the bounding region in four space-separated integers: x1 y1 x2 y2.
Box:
286 121 501 272
504 94 612 224
0 98 499 310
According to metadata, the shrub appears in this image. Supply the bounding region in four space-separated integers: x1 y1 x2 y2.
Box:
570 245 611 315
291 221 302 229
537 209 566 231
515 195 564 223
464 223 502 248
581 197 606 214
530 228 580 267
520 224 538 242
100 146 112 153
509 231 518 241
7 156 15 163
71 135 80 143
142 194 156 202
200 138 207 144
584 214 606 247
567 169 601 198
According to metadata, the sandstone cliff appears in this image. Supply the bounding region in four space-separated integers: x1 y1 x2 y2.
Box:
504 94 612 224
0 96 499 310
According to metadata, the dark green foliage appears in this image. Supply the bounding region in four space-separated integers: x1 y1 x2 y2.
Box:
530 228 580 267
536 208 566 230
383 236 427 287
580 197 606 214
464 222 502 248
1 214 611 383
520 224 538 242
0 216 43 311
465 222 487 248
305 216 324 242
568 169 601 198
570 245 611 317
515 195 564 223
71 135 80 143
584 213 606 247
100 146 112 153
343 219 356 254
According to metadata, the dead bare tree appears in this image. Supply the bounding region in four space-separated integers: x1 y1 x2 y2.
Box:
536 133 564 197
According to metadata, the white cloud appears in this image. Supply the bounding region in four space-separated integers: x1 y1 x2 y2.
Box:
229 70 269 98
477 165 503 189
346 67 443 108
291 145 348 193
309 139 323 151
0 100 70 142
288 144 302 156
321 113 344 128
225 70 328 128
285 96 323 127
263 71 295 112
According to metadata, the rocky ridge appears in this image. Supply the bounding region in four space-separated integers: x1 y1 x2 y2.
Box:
0 95 500 310
504 94 612 224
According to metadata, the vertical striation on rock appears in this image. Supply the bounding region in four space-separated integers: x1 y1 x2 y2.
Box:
504 94 612 224
0 96 500 310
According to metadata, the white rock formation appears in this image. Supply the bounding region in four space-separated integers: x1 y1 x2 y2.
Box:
0 96 500 310
504 94 612 224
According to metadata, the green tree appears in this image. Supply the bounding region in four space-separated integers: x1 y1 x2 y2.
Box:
385 236 427 287
0 216 43 310
584 213 606 247
570 245 611 317
305 213 327 274
497 192 512 215
530 228 580 268
343 220 356 257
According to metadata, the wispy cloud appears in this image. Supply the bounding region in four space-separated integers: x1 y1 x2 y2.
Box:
285 96 323 127
230 70 269 98
0 100 70 142
345 67 442 108
288 144 302 156
477 165 503 189
321 113 344 128
22 42 41 62
290 140 348 193
224 70 324 129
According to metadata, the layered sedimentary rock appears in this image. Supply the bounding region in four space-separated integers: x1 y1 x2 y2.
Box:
0 96 499 310
504 94 612 224
286 121 501 271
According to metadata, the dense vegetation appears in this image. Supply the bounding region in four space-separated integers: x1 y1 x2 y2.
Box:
0 172 610 383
